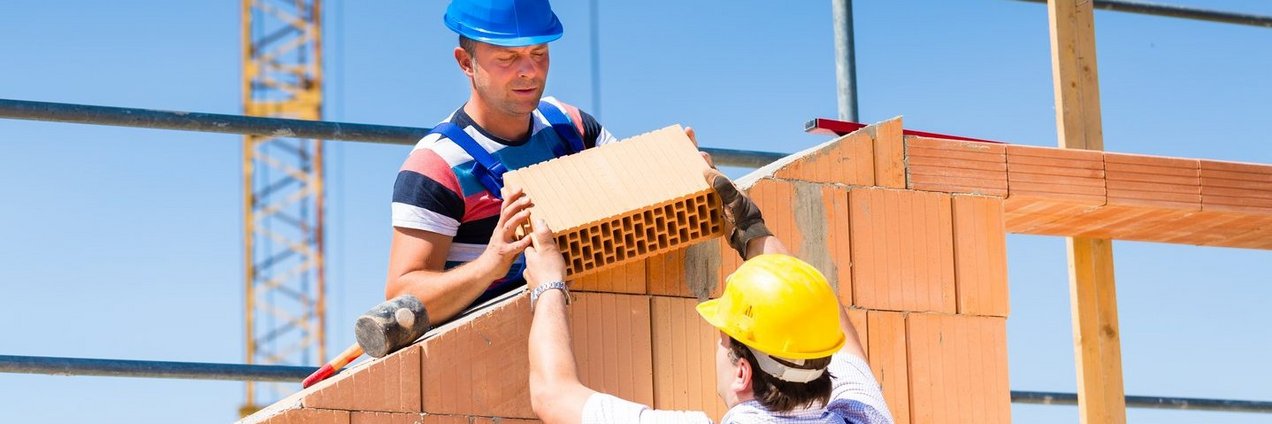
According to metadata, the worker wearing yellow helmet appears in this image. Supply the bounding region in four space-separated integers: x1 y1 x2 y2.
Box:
523 171 894 424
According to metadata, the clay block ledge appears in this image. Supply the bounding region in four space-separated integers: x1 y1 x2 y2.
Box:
560 191 724 278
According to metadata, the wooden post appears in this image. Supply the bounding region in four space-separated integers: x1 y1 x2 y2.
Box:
1047 1 1127 423
1066 238 1125 423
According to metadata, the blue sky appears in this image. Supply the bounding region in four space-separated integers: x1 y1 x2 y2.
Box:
1 0 1270 422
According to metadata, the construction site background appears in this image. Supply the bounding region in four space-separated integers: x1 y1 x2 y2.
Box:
1 1 1270 423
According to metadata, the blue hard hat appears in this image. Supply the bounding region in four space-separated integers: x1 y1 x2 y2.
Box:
444 0 564 47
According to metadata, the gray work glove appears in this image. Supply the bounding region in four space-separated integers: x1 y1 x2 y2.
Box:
705 169 773 258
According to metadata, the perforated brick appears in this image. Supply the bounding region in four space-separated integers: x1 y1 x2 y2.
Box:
769 122 878 186
553 192 724 278
745 178 851 303
646 241 724 299
350 412 425 424
996 150 1272 248
907 314 1010 424
504 125 726 279
569 292 655 407
303 345 421 412
906 136 1007 197
845 308 869 359
422 417 541 424
260 408 349 424
419 295 534 418
1105 153 1200 210
1003 144 1106 234
651 296 729 421
872 117 907 188
951 195 1008 317
1200 159 1272 213
572 260 646 294
867 311 910 424
850 188 956 313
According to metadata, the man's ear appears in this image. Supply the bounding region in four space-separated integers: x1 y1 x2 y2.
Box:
454 47 475 77
732 356 753 393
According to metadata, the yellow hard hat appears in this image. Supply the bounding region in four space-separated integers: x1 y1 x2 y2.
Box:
696 254 845 360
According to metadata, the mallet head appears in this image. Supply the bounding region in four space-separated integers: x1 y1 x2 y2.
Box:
355 295 431 358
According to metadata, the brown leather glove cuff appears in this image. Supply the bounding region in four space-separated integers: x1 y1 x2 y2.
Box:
707 169 773 257
730 220 773 258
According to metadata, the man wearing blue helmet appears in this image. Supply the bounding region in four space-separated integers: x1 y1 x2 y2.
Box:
385 0 621 323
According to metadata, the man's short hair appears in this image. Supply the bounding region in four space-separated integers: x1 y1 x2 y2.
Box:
459 35 478 56
728 337 833 412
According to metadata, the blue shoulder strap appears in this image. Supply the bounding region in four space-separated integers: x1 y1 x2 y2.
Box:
537 101 586 154
429 122 507 200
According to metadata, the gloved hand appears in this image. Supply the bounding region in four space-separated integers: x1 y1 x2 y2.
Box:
704 169 773 258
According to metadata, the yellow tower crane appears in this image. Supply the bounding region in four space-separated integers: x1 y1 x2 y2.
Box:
239 0 326 416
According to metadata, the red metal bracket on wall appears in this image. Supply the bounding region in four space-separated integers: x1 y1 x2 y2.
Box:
804 118 1002 144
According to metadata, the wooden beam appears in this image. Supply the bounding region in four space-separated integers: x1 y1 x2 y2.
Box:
1066 238 1126 423
1047 1 1127 423
1049 0 1105 151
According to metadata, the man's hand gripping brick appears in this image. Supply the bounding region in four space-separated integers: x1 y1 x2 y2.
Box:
705 169 773 258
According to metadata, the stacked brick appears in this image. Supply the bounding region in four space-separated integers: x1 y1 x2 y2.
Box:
740 117 1012 423
242 125 739 424
246 287 730 424
1000 145 1106 234
906 136 1007 197
904 135 1272 249
243 117 1024 424
242 115 1272 424
255 115 1272 424
1196 160 1272 246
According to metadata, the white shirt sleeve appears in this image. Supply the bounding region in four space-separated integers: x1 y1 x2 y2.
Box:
581 393 714 424
827 353 894 424
390 202 460 236
595 126 620 146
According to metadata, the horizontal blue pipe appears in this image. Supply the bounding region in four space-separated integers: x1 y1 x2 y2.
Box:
1012 390 1272 413
0 355 316 383
1012 0 1272 29
0 98 785 168
3 355 1271 413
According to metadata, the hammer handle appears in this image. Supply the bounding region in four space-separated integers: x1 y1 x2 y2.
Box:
301 343 364 388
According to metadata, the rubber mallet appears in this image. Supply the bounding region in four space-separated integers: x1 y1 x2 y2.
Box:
301 294 432 388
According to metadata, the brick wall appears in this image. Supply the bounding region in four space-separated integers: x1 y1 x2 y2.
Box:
242 118 1025 424
265 113 1272 423
740 118 1012 423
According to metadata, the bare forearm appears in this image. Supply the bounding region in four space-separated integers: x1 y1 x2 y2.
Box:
744 235 789 259
529 291 579 387
528 291 592 424
838 304 868 359
388 256 500 322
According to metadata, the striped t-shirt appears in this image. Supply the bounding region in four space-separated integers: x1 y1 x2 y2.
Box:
392 97 617 308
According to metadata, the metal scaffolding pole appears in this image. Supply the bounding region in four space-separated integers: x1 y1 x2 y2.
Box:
5 354 1271 414
0 98 785 168
1012 391 1272 413
0 355 314 382
1013 0 1272 29
5 96 1272 414
0 98 427 143
831 0 859 122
